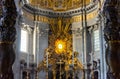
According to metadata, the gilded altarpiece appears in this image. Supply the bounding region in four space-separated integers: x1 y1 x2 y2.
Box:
38 18 83 79
48 17 73 67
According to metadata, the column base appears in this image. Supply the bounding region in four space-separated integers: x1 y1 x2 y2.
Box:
0 44 15 79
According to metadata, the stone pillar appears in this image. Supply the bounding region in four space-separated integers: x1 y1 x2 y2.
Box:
36 22 40 79
103 0 120 79
38 22 49 79
0 0 17 79
97 13 107 79
13 23 21 79
33 21 37 64
82 12 92 79
81 0 90 78
36 23 40 67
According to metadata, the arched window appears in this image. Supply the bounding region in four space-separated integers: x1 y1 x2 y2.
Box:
20 29 28 53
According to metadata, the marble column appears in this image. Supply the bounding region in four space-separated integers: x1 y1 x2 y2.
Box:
27 25 30 69
97 13 107 79
0 0 17 79
82 0 89 78
36 22 40 79
82 13 91 79
13 23 21 79
36 24 40 67
72 22 84 79
33 21 37 64
38 22 49 79
103 0 120 79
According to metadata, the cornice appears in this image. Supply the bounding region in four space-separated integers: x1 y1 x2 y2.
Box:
22 3 98 18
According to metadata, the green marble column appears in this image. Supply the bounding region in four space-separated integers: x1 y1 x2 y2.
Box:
103 0 120 79
0 0 17 79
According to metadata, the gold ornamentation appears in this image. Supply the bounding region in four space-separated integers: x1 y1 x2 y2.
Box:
30 0 90 11
55 39 66 54
0 41 13 44
71 10 98 22
37 17 83 73
23 8 98 24
48 17 72 56
23 9 49 23
108 40 120 43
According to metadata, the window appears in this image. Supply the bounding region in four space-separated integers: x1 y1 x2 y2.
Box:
20 29 28 52
93 30 100 51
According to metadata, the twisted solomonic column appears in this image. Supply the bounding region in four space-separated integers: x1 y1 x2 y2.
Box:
103 0 120 79
0 0 17 79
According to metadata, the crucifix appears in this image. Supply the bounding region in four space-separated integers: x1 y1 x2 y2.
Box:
57 59 64 79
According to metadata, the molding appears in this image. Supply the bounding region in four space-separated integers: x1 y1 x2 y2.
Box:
22 3 98 18
22 9 98 24
21 23 33 34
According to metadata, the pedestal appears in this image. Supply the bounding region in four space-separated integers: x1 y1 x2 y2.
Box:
0 44 15 79
106 41 120 79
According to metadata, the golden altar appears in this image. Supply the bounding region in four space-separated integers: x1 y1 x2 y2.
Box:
37 18 83 79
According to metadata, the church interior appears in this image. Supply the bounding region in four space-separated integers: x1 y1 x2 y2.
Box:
0 0 120 79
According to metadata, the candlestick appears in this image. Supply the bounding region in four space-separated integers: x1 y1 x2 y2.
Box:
27 53 29 68
27 26 30 68
60 60 62 79
72 52 74 67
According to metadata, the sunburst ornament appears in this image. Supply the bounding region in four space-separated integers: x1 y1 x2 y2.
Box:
55 39 66 54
